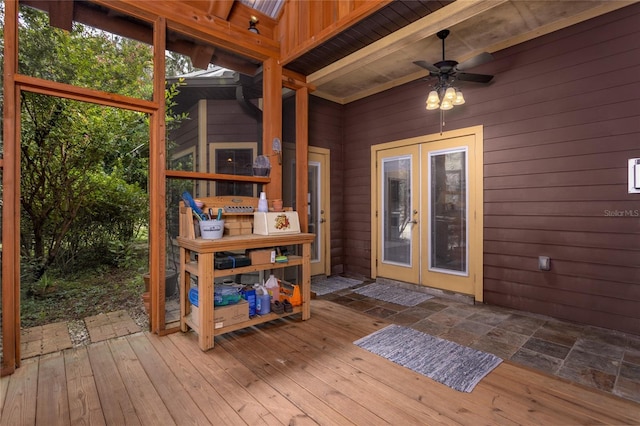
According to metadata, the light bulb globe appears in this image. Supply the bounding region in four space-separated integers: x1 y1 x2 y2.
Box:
440 100 453 110
444 87 456 100
453 90 465 105
427 90 440 104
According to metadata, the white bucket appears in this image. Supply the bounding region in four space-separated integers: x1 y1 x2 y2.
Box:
199 220 224 240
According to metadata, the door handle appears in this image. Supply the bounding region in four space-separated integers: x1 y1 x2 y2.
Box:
320 218 326 223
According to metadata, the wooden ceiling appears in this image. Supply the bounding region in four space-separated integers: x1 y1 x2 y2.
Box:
302 0 638 104
20 0 639 105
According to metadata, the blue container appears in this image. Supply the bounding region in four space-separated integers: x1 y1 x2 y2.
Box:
241 287 256 317
256 292 271 315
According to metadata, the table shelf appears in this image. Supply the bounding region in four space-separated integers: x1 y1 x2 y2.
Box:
185 305 303 337
178 234 314 351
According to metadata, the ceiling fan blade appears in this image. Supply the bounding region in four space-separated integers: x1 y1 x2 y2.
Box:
456 72 494 83
456 52 493 71
413 60 440 73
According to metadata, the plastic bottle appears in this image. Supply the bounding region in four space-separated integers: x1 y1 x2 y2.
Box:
265 274 280 302
258 192 268 212
254 283 271 315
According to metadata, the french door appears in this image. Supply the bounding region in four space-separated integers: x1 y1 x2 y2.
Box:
373 128 483 299
375 145 421 284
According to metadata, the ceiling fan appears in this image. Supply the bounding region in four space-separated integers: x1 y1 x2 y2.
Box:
414 29 494 85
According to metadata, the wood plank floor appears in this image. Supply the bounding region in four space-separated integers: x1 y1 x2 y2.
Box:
2 299 639 425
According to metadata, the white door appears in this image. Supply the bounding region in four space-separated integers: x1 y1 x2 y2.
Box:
309 148 330 276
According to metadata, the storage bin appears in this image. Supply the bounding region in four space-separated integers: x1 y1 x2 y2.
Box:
214 285 242 306
190 300 249 329
253 212 301 235
214 252 251 270
224 220 253 236
248 249 276 265
189 285 242 307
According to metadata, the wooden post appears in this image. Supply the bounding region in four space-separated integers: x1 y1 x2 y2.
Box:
197 253 216 350
262 57 282 200
150 16 167 333
295 86 309 232
301 240 311 320
2 0 20 376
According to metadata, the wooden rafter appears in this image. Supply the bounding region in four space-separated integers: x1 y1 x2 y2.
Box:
49 0 74 31
189 44 216 70
90 0 280 62
183 0 235 20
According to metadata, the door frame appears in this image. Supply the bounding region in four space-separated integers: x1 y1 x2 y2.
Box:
370 126 484 302
309 146 331 276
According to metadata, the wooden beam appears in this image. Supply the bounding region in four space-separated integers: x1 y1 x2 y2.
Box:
165 170 270 184
149 16 168 334
295 86 309 233
72 1 155 44
282 68 316 91
227 2 277 40
262 57 282 201
90 0 280 62
189 44 215 70
279 0 392 66
210 50 260 76
182 0 234 20
2 0 20 376
14 74 158 113
48 0 74 32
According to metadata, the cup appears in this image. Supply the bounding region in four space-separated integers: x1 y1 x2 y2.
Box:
199 219 224 239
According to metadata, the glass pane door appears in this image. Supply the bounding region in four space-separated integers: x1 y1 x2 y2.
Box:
382 156 413 265
376 145 420 284
308 161 320 263
429 149 468 274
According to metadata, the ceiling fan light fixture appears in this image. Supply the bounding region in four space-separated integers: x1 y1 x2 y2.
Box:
426 101 440 110
416 29 495 124
453 90 465 105
427 90 440 104
440 99 453 110
444 87 456 101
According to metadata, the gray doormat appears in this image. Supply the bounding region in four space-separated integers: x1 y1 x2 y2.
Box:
354 282 434 306
354 324 502 392
311 276 363 296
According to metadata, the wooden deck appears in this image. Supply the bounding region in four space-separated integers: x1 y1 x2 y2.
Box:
2 299 639 425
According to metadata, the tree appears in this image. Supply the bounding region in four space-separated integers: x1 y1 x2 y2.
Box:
4 6 185 278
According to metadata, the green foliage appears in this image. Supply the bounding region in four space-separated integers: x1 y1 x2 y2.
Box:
16 6 153 98
2 5 191 329
12 6 186 281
